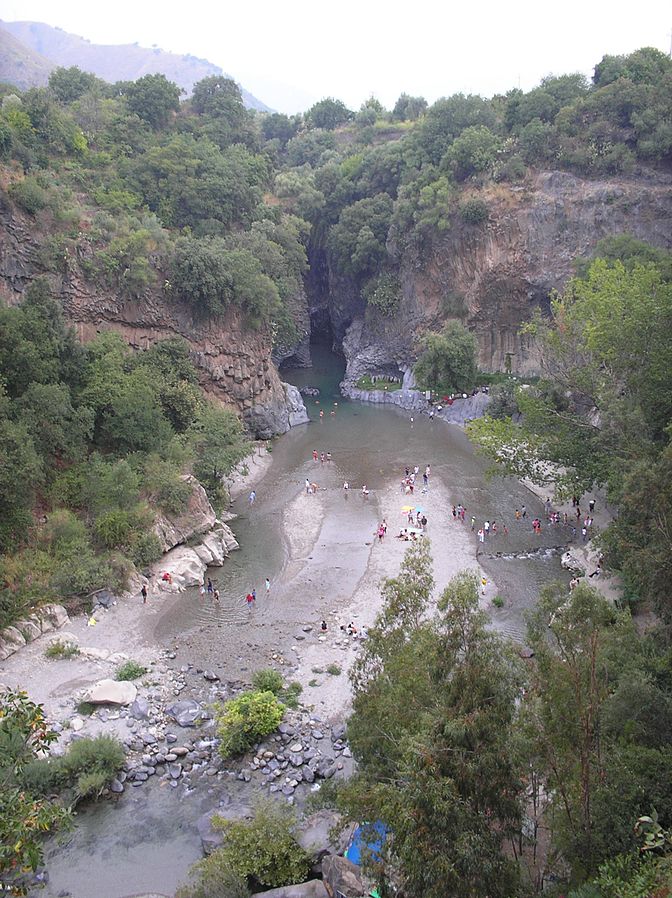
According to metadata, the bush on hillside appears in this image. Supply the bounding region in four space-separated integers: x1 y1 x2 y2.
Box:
215 690 284 758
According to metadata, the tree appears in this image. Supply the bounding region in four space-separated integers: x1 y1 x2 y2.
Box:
48 67 103 103
327 193 393 279
18 382 93 468
188 404 249 502
391 93 427 121
306 97 353 130
443 125 501 180
261 112 299 146
414 320 478 394
345 558 523 898
125 74 182 129
0 689 70 895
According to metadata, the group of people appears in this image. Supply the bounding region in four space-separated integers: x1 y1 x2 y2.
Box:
312 449 332 463
375 519 388 541
401 464 431 495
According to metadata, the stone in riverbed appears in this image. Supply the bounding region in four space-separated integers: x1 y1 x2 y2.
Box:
166 699 202 727
109 778 124 794
289 742 303 753
168 763 183 779
85 679 137 706
130 698 150 720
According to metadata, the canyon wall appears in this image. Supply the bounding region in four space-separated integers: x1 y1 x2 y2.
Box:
336 169 672 383
0 194 307 437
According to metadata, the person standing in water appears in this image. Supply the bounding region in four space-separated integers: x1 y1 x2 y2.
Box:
265 577 270 595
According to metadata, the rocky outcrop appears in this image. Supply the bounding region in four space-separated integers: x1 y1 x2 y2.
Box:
153 475 216 553
335 169 672 379
153 521 239 591
0 196 309 438
246 381 309 439
322 855 369 898
0 604 70 661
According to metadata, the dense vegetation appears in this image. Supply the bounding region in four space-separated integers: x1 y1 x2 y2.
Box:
0 278 248 630
335 542 672 897
468 235 672 619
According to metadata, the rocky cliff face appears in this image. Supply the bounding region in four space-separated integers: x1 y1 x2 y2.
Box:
0 194 308 436
338 169 672 382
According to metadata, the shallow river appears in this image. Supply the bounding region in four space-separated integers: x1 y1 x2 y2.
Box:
35 347 570 898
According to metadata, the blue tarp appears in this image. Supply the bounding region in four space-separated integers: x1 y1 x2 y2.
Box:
344 820 387 866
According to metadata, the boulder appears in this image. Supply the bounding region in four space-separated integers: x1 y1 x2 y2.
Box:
153 475 217 553
38 604 69 631
130 698 151 720
85 679 137 706
0 626 26 661
197 809 225 855
14 619 42 643
166 699 202 727
155 547 206 590
297 810 353 866
251 883 328 898
322 855 368 898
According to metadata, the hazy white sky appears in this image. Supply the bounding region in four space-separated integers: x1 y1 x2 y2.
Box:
2 0 671 113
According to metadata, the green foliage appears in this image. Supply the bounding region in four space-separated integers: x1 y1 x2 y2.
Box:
326 663 342 676
345 555 523 897
176 863 250 898
306 97 353 130
188 403 249 503
124 73 181 129
44 640 80 659
8 176 50 214
210 802 309 889
0 690 71 894
391 93 427 121
21 734 125 802
215 690 284 758
251 669 283 694
443 125 501 180
115 661 147 681
414 320 478 394
459 196 489 223
362 271 401 316
49 67 103 104
328 193 393 280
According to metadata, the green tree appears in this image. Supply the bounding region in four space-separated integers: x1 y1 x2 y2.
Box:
345 557 523 898
328 193 393 279
124 74 182 129
17 382 93 468
306 97 353 130
0 419 43 551
414 320 478 394
188 404 249 502
391 93 427 121
442 125 501 180
0 690 70 895
48 67 103 104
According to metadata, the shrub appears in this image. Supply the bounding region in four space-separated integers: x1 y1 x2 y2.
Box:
129 530 162 568
251 669 283 694
363 271 401 317
459 198 489 224
492 595 505 608
21 735 124 801
215 690 284 758
45 640 80 659
9 177 50 215
115 661 147 681
326 663 342 676
206 802 310 889
280 682 302 710
176 864 250 898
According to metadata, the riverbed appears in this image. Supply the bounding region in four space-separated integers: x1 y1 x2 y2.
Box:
29 346 571 898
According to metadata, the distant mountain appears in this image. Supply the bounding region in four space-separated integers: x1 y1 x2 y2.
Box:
0 20 271 110
0 26 52 90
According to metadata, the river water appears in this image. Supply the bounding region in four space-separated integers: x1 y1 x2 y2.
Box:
34 346 571 898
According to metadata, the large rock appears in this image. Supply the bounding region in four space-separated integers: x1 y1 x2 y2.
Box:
165 699 203 727
297 810 353 867
197 810 225 855
153 476 217 553
39 603 69 631
251 883 328 898
322 855 368 898
154 546 206 590
85 678 137 706
0 626 26 661
246 382 309 438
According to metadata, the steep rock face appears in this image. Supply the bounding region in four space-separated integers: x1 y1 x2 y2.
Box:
0 196 308 436
339 169 672 380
